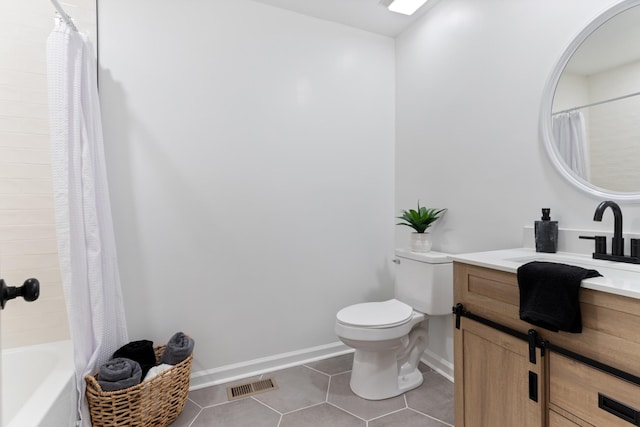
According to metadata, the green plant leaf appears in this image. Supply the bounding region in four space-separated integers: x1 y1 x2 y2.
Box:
395 202 447 233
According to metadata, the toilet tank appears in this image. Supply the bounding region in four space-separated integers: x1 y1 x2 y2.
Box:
394 249 453 316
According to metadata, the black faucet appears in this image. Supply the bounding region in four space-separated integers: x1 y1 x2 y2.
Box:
593 200 624 256
580 200 640 264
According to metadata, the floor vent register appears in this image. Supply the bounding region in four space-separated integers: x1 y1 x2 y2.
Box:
226 378 278 400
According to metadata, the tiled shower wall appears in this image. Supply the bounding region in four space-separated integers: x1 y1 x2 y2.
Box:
588 60 640 192
0 0 96 348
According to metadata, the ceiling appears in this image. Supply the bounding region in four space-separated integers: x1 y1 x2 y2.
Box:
250 0 433 37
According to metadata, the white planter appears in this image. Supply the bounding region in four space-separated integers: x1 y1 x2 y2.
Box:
410 232 432 253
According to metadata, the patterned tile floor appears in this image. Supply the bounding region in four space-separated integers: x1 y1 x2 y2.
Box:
171 353 454 426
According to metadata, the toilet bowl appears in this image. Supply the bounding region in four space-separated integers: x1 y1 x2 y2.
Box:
334 250 452 400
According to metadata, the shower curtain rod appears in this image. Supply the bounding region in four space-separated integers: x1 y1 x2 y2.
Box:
50 0 78 31
553 90 640 115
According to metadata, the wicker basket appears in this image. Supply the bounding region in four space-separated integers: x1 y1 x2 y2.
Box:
85 345 192 427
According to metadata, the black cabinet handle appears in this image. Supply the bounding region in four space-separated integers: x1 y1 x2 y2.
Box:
599 393 640 425
528 371 538 402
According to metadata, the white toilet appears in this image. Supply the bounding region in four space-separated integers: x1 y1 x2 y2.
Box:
334 249 452 400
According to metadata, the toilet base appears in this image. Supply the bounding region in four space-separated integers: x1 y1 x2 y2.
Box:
349 347 424 400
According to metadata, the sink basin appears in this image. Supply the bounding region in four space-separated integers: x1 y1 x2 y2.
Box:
504 252 640 280
504 253 603 270
450 248 640 300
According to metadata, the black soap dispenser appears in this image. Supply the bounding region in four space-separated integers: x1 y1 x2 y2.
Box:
535 208 558 253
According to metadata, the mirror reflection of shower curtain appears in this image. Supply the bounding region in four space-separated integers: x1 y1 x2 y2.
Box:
552 111 590 180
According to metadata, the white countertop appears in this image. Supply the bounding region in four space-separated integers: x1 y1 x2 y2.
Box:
451 248 640 300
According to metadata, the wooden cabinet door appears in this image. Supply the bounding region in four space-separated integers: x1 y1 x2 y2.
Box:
454 317 545 427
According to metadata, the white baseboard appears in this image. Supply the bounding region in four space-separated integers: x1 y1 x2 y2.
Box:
189 342 353 391
420 348 454 383
190 342 454 391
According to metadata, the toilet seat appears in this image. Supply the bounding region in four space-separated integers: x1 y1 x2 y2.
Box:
336 299 414 329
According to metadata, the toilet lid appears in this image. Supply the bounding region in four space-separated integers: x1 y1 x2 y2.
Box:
336 299 414 328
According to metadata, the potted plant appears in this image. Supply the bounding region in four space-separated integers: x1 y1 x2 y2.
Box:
396 202 446 252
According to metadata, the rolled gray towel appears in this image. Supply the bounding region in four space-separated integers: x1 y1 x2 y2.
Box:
98 357 142 391
161 332 194 365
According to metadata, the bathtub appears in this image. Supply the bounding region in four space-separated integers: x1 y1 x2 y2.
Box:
2 340 76 427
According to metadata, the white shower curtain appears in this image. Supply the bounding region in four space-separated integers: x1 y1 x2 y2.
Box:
47 19 129 426
552 111 590 180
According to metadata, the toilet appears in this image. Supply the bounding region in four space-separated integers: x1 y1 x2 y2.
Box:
334 249 452 400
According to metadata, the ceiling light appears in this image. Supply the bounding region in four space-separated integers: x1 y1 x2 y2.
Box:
387 0 428 15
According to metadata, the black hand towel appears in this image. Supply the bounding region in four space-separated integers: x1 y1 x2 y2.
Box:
517 261 601 333
113 340 156 378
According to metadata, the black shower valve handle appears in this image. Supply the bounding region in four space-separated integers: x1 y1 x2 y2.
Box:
579 235 607 255
1 278 40 310
20 278 40 301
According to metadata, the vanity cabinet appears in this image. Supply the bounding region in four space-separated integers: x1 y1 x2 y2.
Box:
454 261 640 427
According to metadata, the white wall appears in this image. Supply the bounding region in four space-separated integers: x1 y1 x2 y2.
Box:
553 72 589 112
98 0 640 378
395 0 626 367
98 0 395 374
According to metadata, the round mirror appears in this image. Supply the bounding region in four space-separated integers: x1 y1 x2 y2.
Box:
540 0 640 201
